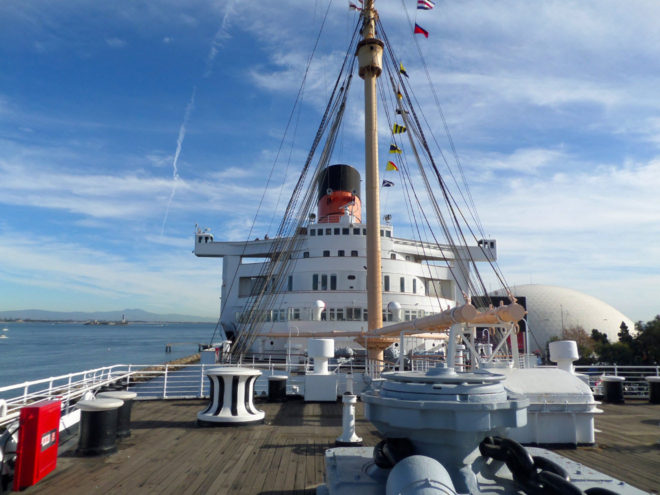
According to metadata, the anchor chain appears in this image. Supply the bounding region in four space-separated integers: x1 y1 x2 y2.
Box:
479 436 620 495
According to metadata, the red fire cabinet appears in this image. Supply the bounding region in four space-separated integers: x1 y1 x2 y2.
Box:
13 399 61 491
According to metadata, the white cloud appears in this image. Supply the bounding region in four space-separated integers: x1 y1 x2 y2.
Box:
105 37 127 48
0 231 220 316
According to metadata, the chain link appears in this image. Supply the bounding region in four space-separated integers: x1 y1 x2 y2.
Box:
479 436 621 495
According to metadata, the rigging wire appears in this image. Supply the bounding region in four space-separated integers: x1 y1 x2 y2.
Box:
230 23 361 356
208 0 338 346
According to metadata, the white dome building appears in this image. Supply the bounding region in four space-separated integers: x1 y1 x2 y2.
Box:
490 284 634 354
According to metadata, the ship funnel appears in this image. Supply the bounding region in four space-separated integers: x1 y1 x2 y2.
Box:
317 164 362 223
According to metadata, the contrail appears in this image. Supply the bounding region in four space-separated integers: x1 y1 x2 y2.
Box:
204 1 235 77
159 1 235 236
160 86 196 236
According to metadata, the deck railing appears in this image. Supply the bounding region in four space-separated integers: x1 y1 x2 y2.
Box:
3 361 658 429
575 364 660 399
0 365 133 429
0 359 365 428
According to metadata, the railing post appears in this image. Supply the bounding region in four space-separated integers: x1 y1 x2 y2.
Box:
163 365 169 399
200 364 205 397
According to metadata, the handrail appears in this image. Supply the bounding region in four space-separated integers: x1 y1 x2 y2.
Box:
4 361 656 429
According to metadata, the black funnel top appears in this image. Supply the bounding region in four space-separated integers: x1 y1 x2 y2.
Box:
317 164 361 201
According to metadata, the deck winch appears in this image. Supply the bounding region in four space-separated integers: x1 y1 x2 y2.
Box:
361 369 528 493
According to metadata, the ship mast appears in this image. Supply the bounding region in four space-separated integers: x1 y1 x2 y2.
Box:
356 0 386 362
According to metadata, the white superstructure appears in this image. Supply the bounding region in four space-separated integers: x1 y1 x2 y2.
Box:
195 167 496 354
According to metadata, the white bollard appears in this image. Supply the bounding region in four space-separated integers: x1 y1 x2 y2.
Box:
335 394 362 445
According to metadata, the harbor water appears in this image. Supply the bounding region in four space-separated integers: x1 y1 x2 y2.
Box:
0 322 218 388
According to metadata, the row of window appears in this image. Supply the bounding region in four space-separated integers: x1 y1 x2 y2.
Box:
242 273 421 297
302 251 417 261
235 307 428 323
308 273 418 294
309 227 392 238
303 250 359 258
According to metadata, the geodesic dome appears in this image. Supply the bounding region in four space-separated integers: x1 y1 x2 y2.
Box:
490 284 634 354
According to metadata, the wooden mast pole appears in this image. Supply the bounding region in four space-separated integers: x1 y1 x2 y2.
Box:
357 0 385 363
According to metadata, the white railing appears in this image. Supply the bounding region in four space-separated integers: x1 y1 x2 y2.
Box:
575 365 660 399
0 360 350 428
0 365 133 429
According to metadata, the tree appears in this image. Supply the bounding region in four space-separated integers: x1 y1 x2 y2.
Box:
635 315 660 364
597 342 635 365
591 329 609 344
617 321 634 345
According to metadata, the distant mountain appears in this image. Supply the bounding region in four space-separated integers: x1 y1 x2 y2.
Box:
0 308 215 323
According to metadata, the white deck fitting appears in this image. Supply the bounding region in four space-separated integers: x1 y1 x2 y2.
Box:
494 367 600 445
197 367 264 425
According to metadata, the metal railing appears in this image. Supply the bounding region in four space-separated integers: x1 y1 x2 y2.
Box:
575 365 660 399
0 358 366 428
0 365 133 429
5 361 655 429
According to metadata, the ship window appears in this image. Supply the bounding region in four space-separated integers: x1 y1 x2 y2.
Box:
390 253 396 260
351 250 358 257
353 228 360 235
288 276 293 291
317 229 323 236
326 228 332 235
383 310 392 322
346 307 361 321
290 308 301 321
303 252 309 258
198 236 202 243
312 274 318 290
380 229 384 236
384 275 390 292
330 275 337 290
405 255 411 261
338 250 345 257
412 278 417 294
310 229 315 236
323 250 330 257
363 309 368 321
336 308 344 321
347 275 356 280
321 309 327 321
342 228 349 235
334 228 340 235
400 277 405 292
386 231 391 238
328 308 336 321
321 274 328 290
362 228 367 235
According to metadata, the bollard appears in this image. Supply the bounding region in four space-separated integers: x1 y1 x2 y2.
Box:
97 390 138 438
646 376 660 404
601 375 625 404
335 393 362 446
75 398 124 456
267 375 287 402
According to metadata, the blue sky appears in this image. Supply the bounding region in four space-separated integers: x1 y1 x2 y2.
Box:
1 0 658 323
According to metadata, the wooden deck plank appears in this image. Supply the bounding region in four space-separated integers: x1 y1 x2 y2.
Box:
22 398 659 494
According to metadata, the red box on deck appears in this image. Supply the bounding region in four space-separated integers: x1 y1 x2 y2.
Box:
13 399 61 491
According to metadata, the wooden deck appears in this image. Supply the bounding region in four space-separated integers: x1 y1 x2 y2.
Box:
25 399 659 494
